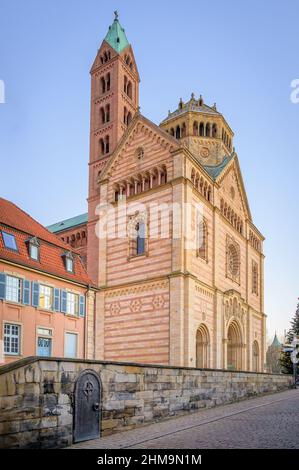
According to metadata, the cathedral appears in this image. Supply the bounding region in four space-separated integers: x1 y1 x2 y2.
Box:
48 13 266 371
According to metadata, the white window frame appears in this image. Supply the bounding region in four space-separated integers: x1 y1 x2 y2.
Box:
39 284 53 310
36 326 53 357
30 244 39 261
5 275 21 303
66 257 74 273
64 331 78 359
4 323 21 356
66 292 79 316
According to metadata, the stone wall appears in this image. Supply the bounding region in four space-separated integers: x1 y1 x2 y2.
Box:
0 357 293 449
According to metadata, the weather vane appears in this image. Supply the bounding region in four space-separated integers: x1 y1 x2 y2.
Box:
114 10 119 20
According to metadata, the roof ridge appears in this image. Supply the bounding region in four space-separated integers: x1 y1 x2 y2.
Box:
0 197 72 250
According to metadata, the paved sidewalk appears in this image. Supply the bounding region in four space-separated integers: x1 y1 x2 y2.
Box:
68 389 299 449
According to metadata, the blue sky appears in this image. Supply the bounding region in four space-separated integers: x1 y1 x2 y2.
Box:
0 0 298 342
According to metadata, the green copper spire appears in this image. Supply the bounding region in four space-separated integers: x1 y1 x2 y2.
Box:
104 11 129 54
272 332 281 348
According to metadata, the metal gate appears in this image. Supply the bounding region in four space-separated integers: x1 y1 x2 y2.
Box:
73 370 101 443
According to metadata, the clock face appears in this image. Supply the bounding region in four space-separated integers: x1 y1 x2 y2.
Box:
200 147 210 158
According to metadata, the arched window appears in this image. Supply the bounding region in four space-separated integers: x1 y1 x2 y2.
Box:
220 198 224 213
128 180 134 197
127 81 132 99
196 325 210 368
100 107 105 124
144 176 150 191
191 169 195 185
99 138 105 156
197 218 207 261
105 135 110 154
125 54 133 69
193 121 199 136
252 261 259 295
175 125 181 139
181 122 186 137
106 73 111 91
227 242 240 279
127 112 132 125
136 222 146 255
203 182 207 198
160 166 167 184
152 169 158 187
199 177 204 194
206 123 211 137
199 122 205 136
212 123 217 138
123 107 127 124
207 186 212 202
103 50 111 62
170 128 175 136
100 77 106 94
105 104 110 122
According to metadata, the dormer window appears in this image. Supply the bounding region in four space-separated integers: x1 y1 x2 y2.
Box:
26 237 40 261
62 251 74 273
1 231 18 251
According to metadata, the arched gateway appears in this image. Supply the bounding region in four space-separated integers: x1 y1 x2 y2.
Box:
227 321 243 370
196 324 210 368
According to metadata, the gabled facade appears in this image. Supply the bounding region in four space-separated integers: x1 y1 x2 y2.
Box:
0 198 97 364
49 13 266 371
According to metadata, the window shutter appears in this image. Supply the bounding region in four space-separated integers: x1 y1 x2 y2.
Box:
32 282 40 307
54 288 60 312
61 290 67 314
0 273 6 300
23 280 31 305
79 296 85 317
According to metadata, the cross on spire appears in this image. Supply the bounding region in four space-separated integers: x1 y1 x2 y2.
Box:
114 10 119 21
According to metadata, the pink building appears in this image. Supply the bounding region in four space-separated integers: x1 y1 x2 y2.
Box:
0 198 97 364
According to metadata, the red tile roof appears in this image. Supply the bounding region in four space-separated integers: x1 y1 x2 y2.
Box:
0 198 93 286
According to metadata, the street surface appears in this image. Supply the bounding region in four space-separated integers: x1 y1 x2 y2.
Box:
69 389 299 449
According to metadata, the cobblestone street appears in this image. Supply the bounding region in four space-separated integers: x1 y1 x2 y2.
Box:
69 389 299 449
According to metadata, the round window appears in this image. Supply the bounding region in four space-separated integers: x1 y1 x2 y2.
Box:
228 244 239 277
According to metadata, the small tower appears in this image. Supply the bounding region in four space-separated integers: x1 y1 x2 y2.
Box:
266 332 283 373
88 12 140 284
160 93 234 166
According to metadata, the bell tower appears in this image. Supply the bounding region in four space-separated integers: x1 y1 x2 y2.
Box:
88 12 140 283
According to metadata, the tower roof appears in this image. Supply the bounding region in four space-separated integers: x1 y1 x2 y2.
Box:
104 11 129 54
203 155 234 180
161 94 220 125
271 332 282 348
